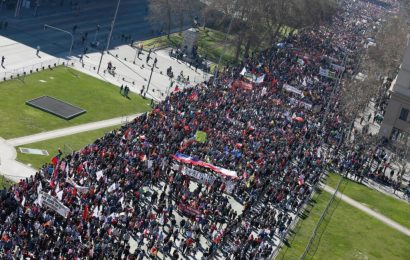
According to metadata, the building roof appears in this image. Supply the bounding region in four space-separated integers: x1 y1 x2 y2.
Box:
392 41 410 98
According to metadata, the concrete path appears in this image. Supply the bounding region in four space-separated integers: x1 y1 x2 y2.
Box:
7 113 139 147
0 137 37 183
322 184 410 237
0 113 138 182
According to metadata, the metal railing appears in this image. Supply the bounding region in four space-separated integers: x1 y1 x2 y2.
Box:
0 58 67 83
299 175 345 259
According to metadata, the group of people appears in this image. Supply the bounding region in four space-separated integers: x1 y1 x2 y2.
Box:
0 0 400 259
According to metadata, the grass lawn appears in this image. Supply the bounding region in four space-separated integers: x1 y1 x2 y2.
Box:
0 66 151 139
0 175 14 190
17 125 122 169
327 172 410 229
139 27 246 66
277 189 410 260
140 27 297 68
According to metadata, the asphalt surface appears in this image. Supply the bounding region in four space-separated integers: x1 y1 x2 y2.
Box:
0 0 194 58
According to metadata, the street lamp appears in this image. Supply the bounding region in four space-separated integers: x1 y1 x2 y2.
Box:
94 24 100 42
97 0 121 74
44 24 74 57
0 0 6 13
145 66 155 98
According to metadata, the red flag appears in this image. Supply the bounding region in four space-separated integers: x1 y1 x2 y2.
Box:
51 156 59 166
298 176 304 186
172 86 180 93
188 92 198 101
82 205 89 222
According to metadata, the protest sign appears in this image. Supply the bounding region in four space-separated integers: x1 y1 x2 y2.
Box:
283 84 303 96
39 191 70 218
195 131 207 143
319 67 336 79
66 178 89 194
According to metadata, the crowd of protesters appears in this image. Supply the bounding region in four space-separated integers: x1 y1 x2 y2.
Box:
0 0 400 259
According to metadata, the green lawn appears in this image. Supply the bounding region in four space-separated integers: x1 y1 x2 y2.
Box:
327 172 410 229
139 27 246 66
0 66 151 139
278 189 410 259
0 175 14 190
17 125 122 169
140 27 296 68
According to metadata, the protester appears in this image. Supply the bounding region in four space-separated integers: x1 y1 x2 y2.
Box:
0 1 400 259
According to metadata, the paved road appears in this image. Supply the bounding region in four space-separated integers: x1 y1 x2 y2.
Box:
322 184 410 237
1 0 196 58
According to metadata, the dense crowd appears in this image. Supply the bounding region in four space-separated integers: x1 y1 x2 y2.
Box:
0 0 398 259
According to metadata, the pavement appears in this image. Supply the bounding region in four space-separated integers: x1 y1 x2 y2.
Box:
0 35 63 81
0 0 196 58
70 45 210 101
322 184 410 237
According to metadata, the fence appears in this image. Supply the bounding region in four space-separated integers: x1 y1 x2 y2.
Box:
299 176 345 259
0 58 68 83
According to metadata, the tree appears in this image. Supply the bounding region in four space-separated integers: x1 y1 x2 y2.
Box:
147 0 173 38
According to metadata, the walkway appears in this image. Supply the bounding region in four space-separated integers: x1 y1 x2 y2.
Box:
0 114 139 182
322 185 410 237
7 114 139 146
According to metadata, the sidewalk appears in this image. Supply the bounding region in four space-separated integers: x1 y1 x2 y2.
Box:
7 113 139 146
322 184 410 237
70 45 210 101
0 35 62 81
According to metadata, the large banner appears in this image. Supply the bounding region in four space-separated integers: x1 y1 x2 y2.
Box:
66 178 89 194
183 167 215 185
39 191 70 218
172 152 238 178
182 167 235 193
289 97 313 110
283 84 303 96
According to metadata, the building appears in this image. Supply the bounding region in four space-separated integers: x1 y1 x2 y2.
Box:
379 42 410 143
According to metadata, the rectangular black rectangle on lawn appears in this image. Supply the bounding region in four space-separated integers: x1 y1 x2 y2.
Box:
26 96 86 120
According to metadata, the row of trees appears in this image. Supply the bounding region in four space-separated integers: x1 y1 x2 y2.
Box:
148 0 339 62
340 8 409 181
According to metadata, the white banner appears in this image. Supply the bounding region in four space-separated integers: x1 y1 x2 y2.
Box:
182 167 235 193
183 167 215 184
96 170 103 181
283 84 303 96
39 191 70 218
289 97 313 110
66 178 89 194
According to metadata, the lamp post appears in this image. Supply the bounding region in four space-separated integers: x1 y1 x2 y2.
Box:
94 24 100 42
44 24 74 57
145 66 154 98
0 0 6 13
97 0 121 74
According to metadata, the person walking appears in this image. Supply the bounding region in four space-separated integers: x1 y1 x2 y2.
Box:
1 56 4 67
36 46 40 57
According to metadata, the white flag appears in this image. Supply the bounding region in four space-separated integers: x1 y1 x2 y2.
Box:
37 182 42 195
57 190 64 201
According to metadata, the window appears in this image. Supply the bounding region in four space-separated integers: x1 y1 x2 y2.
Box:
399 108 409 121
